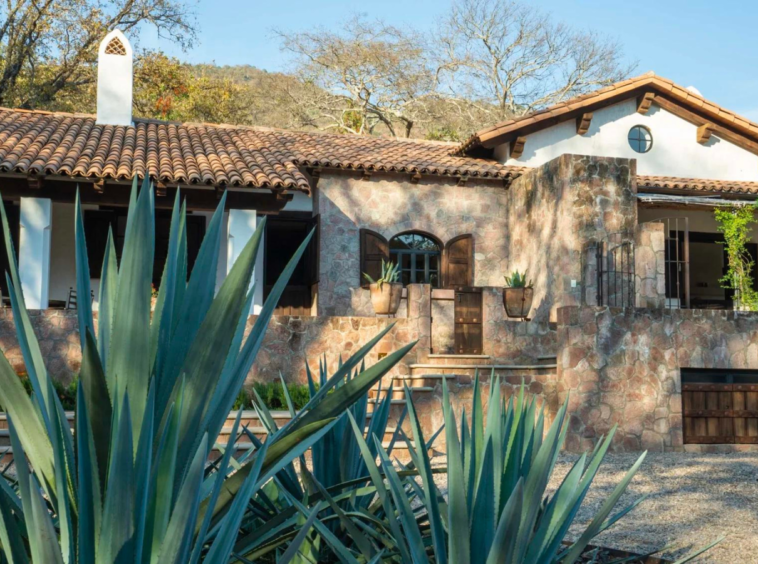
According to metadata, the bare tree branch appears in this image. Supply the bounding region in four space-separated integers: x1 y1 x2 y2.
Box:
434 0 636 123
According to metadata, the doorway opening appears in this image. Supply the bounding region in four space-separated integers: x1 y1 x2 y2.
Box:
263 213 319 316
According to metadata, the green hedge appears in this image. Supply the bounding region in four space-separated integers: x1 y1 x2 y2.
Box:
18 373 311 412
232 381 313 411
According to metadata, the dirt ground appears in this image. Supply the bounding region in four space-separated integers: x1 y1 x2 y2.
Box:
549 452 758 563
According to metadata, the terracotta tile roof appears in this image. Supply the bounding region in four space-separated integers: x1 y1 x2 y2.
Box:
457 72 758 155
272 130 525 180
0 108 522 193
637 175 758 196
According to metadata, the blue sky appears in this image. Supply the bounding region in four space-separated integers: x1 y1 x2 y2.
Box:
141 0 758 119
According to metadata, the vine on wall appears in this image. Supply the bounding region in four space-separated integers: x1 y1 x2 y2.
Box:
714 203 758 311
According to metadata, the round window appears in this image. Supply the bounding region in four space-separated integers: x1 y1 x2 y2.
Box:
628 125 653 153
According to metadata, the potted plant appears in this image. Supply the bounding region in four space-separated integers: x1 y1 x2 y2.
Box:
364 259 403 315
503 269 533 320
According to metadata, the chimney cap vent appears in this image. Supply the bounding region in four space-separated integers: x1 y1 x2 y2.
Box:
104 36 127 56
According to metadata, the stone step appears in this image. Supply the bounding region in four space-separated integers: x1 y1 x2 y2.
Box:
388 374 458 387
369 386 434 400
426 354 492 366
409 363 557 379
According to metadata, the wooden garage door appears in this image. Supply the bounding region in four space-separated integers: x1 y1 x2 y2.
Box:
683 370 758 444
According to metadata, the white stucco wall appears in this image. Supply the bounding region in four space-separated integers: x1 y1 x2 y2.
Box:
497 99 758 182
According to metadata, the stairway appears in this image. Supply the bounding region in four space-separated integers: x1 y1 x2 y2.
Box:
0 354 557 461
366 353 558 440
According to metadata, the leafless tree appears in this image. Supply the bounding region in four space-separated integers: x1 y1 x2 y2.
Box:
435 0 635 123
276 16 438 138
0 0 196 108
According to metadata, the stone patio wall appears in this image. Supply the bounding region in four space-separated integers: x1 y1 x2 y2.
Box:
557 306 758 453
246 314 422 385
482 287 557 362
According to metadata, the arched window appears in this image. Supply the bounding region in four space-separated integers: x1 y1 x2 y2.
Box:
390 232 442 287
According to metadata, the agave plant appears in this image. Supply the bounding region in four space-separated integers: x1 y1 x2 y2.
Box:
363 259 400 288
244 357 440 561
339 371 711 564
504 270 532 288
0 179 416 563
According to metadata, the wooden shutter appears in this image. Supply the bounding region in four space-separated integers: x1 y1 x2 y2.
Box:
360 229 389 288
444 234 474 288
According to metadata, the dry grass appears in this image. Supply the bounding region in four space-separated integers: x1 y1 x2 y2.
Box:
549 452 758 563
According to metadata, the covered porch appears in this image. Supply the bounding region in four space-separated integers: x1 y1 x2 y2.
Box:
0 177 318 314
638 193 758 310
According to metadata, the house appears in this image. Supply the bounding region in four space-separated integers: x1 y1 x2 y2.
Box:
2 30 758 453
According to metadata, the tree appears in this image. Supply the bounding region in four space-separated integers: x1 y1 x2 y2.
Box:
276 15 438 138
0 0 195 108
435 0 635 124
133 53 254 124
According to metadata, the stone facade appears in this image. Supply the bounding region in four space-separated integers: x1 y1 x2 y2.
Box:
316 170 510 316
556 306 758 453
505 155 637 321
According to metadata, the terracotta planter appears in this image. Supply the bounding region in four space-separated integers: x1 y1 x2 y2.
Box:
503 286 533 320
370 282 403 315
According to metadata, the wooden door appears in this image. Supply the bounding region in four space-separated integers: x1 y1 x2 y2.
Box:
683 383 758 444
454 288 482 354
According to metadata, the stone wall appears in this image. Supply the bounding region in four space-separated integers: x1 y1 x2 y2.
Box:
556 306 758 454
506 155 637 321
246 314 421 385
316 170 510 316
634 222 666 308
0 309 80 381
482 287 557 362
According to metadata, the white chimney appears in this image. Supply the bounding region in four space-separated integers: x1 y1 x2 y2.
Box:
96 30 133 126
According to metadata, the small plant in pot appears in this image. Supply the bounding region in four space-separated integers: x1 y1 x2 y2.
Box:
364 259 403 315
503 269 534 320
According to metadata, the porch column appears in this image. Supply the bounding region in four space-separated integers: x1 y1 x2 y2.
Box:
226 209 264 314
18 197 52 309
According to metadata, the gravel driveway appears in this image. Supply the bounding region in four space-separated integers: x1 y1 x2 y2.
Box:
549 452 758 563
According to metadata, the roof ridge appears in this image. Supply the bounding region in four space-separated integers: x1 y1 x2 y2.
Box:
456 71 758 155
0 106 460 148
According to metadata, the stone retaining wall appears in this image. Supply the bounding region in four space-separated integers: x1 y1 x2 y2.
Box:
246 313 423 386
557 306 758 453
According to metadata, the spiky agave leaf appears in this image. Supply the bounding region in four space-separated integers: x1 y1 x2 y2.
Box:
0 184 419 564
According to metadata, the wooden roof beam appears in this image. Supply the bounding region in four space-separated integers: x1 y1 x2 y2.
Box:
576 112 593 135
697 123 714 144
509 136 526 159
654 95 758 156
637 92 656 114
